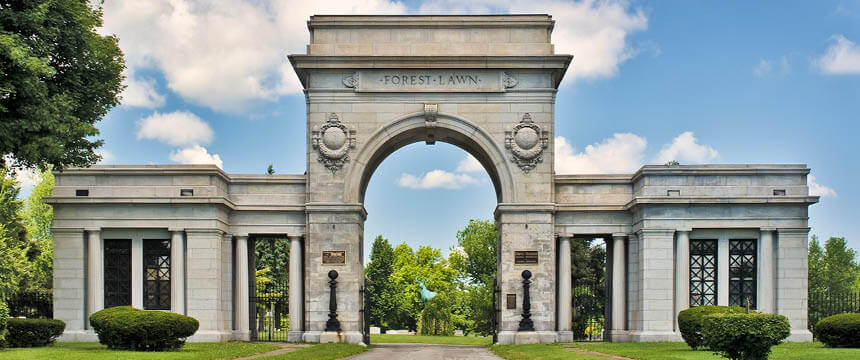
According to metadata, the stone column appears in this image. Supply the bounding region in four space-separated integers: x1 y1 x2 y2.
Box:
557 235 572 342
86 228 103 322
611 233 627 335
288 235 304 342
171 230 186 315
234 235 250 341
776 228 813 341
674 230 690 332
131 238 143 309
758 228 776 314
717 238 730 306
186 229 226 341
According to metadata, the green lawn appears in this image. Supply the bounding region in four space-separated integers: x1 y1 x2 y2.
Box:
492 342 860 360
0 342 280 360
258 343 368 359
371 334 492 346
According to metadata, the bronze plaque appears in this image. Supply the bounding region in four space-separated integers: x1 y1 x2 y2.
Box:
514 251 539 264
506 294 517 309
322 251 345 264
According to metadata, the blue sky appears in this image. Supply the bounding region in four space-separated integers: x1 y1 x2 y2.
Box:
49 1 859 256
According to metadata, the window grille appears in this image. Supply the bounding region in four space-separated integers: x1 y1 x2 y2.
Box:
729 239 757 309
104 239 132 308
689 239 718 306
143 239 171 310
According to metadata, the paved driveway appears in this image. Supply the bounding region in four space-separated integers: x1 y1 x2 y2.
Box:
347 343 503 360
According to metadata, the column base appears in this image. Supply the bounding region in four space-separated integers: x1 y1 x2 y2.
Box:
58 330 99 342
188 330 233 342
787 329 813 342
304 331 365 345
496 331 558 344
288 331 304 342
605 330 634 342
624 330 682 342
557 331 573 343
232 330 251 341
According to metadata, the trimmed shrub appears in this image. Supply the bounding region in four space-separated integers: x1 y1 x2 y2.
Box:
702 313 790 360
678 305 745 349
814 313 860 347
0 301 8 349
5 318 65 347
90 306 199 351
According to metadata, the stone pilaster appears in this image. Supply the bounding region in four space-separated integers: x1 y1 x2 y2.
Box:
288 235 305 342
556 235 572 342
776 228 813 341
54 228 90 340
674 230 690 332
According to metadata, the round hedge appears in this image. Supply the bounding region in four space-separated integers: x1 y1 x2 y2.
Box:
90 306 199 351
814 313 860 347
702 313 790 360
5 318 65 347
678 305 745 349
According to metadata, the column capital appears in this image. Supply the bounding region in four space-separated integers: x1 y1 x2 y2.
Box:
676 228 692 233
556 232 574 240
168 227 185 233
84 227 101 233
235 234 249 241
776 227 811 235
759 227 777 232
222 233 234 241
287 234 304 242
611 232 628 239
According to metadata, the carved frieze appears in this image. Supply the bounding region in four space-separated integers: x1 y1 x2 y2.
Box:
312 113 356 172
503 71 518 88
505 113 548 173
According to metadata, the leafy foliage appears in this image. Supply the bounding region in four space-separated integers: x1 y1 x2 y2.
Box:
0 0 125 171
702 313 790 360
5 318 65 348
678 305 746 349
365 235 396 329
455 219 497 285
19 170 53 292
419 293 454 336
0 300 7 349
89 306 199 351
808 236 860 294
814 313 860 347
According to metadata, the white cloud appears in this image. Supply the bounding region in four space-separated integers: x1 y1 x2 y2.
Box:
121 73 166 108
754 59 773 77
137 110 214 147
169 145 223 169
397 170 480 189
419 0 648 82
96 150 116 164
814 35 860 75
655 132 718 165
456 155 485 173
809 175 837 198
554 134 647 174
100 1 407 112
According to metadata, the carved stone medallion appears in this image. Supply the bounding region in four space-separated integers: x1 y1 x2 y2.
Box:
505 113 548 173
503 71 518 88
312 113 356 172
342 72 359 89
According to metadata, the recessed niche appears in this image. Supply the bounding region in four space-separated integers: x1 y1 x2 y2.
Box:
773 189 786 196
75 189 89 197
180 189 194 196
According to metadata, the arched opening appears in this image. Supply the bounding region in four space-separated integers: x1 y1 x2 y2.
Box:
354 114 506 340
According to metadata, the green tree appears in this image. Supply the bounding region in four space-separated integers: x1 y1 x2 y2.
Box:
365 235 395 329
0 170 25 295
455 219 497 285
822 237 859 294
18 170 54 292
254 237 289 284
1 0 125 171
808 235 826 294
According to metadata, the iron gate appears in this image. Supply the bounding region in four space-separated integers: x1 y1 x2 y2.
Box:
250 280 289 341
572 278 605 341
492 278 500 343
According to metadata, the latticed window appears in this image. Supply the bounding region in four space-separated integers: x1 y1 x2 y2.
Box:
729 239 757 309
104 239 132 308
689 239 718 307
143 239 171 310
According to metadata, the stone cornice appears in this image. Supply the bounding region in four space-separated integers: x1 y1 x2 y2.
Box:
52 165 307 185
308 15 556 29
624 196 819 209
554 164 812 185
43 196 306 213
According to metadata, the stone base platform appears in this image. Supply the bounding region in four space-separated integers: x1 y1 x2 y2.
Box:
303 331 365 345
497 331 558 344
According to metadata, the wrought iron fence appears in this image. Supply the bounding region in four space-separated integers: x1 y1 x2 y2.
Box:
808 291 860 334
1 291 53 319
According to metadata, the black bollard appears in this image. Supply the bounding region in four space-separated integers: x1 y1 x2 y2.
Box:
518 270 535 331
325 270 341 332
